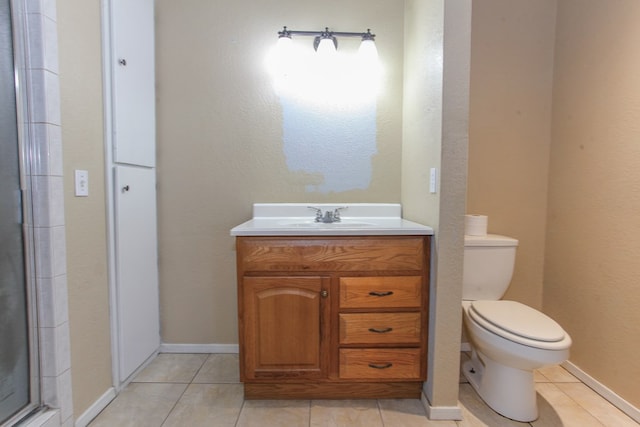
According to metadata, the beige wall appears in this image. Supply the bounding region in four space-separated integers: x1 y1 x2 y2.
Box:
468 0 557 310
545 0 640 410
155 0 405 344
403 0 470 413
469 0 640 413
57 0 113 416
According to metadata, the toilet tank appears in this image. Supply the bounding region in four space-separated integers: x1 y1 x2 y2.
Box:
463 234 518 301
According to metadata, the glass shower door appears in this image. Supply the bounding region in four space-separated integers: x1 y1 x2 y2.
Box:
0 0 37 424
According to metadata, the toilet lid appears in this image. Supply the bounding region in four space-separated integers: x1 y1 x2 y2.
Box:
469 300 565 342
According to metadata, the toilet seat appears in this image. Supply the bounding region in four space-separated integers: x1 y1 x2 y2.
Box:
468 300 570 350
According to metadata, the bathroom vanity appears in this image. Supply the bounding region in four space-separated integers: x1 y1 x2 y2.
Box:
231 204 433 399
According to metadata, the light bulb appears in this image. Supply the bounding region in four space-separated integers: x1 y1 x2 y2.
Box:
317 37 337 56
358 39 378 63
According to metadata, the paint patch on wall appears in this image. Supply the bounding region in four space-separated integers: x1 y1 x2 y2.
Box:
267 45 380 193
280 98 376 193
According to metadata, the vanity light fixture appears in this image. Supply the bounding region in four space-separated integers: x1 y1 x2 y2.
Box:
277 26 377 57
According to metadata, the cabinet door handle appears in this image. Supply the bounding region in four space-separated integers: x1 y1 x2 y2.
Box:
368 363 393 369
320 290 328 298
369 291 394 297
368 327 393 334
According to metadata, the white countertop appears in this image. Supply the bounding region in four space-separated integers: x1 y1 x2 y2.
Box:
230 203 434 236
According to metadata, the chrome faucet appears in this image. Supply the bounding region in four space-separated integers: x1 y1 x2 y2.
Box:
308 206 347 223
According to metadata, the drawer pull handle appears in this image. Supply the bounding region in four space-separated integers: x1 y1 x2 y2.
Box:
369 291 394 297
368 327 393 334
368 363 393 370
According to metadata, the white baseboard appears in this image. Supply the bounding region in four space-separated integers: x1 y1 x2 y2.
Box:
74 388 116 427
562 361 640 424
421 393 463 420
159 343 239 354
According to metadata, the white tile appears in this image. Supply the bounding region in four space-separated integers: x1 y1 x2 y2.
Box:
32 175 65 227
192 353 240 383
310 399 383 427
533 383 604 427
537 365 579 383
457 384 525 427
133 353 208 383
89 383 187 427
162 383 244 426
41 368 73 421
237 400 310 427
34 226 55 277
44 70 61 124
25 0 41 14
42 0 57 21
24 12 59 73
379 399 455 427
32 123 63 176
51 225 67 276
58 368 73 421
556 383 638 427
43 16 59 73
26 13 46 70
40 321 70 376
28 69 48 123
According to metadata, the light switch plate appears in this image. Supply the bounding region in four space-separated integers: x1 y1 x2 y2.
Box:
75 169 89 197
429 168 437 194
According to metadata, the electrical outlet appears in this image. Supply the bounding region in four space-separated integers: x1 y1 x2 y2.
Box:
75 170 89 197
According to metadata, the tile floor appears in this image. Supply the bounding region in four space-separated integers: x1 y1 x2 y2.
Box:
88 353 638 427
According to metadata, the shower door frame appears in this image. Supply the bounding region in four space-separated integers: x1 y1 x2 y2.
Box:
1 0 40 424
4 0 73 426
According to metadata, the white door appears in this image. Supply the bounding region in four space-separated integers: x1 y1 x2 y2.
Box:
114 165 160 381
111 0 155 167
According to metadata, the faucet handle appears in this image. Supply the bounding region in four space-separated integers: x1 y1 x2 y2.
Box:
333 206 347 222
308 206 323 222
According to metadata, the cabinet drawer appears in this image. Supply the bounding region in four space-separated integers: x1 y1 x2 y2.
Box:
238 237 425 272
340 276 422 309
339 349 421 379
339 313 421 345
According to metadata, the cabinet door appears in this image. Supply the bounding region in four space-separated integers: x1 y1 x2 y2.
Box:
242 276 329 380
114 165 160 381
111 0 155 167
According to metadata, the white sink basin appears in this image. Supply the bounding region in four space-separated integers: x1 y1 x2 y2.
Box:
230 203 434 236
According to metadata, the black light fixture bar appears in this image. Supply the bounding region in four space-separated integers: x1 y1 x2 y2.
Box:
278 26 375 39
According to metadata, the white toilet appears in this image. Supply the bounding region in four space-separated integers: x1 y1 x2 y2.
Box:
462 234 572 422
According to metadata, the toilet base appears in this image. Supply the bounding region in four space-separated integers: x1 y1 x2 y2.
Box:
463 350 538 422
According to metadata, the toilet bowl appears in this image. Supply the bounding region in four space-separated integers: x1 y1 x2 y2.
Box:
462 300 572 422
461 232 571 422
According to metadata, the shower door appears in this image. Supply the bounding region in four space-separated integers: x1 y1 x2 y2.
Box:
0 0 39 424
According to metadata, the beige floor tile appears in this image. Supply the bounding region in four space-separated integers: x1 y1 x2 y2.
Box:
556 383 639 427
379 399 456 427
536 365 579 383
310 399 383 427
133 353 208 383
533 383 604 427
193 353 240 384
533 369 548 383
88 383 187 427
236 399 310 427
162 383 244 427
457 384 528 427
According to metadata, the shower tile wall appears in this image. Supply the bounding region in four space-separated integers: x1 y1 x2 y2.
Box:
19 0 73 426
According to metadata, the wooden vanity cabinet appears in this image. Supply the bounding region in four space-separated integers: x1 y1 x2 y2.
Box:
236 235 430 399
